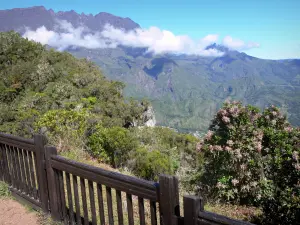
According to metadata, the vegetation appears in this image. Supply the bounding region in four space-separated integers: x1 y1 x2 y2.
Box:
195 101 300 224
1 32 300 224
0 181 10 198
0 31 198 182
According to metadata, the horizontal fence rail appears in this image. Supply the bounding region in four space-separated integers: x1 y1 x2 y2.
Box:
0 132 256 225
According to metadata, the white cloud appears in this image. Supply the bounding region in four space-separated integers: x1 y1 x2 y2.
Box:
23 20 259 56
222 36 260 50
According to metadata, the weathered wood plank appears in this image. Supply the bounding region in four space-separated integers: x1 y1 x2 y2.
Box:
184 196 202 225
58 171 68 224
126 193 134 225
150 201 157 225
106 186 114 225
72 175 82 225
97 184 106 225
66 172 75 224
45 146 61 221
28 151 38 199
34 135 49 212
116 190 124 225
159 175 180 225
138 197 146 225
22 149 32 195
80 178 89 225
88 180 97 225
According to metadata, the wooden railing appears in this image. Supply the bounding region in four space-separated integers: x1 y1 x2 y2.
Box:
0 132 256 225
0 133 48 211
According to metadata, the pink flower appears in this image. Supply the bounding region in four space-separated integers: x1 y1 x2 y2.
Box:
196 142 203 151
255 142 262 152
222 116 230 123
209 145 214 151
284 126 293 132
227 140 234 146
292 151 299 161
214 145 223 151
231 179 239 186
229 107 235 114
205 130 214 141
219 109 227 116
272 111 277 116
225 146 232 151
240 164 247 170
294 163 300 171
257 132 263 141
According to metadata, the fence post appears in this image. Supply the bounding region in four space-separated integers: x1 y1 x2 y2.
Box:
184 196 203 225
45 146 62 221
159 175 181 225
34 134 49 212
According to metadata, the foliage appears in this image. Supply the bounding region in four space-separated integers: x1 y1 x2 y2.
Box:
196 101 300 224
0 31 147 139
259 116 300 224
88 125 138 167
129 147 172 180
196 101 264 205
88 125 199 181
0 181 10 198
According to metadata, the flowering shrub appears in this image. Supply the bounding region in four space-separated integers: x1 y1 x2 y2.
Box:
196 101 300 224
197 101 264 205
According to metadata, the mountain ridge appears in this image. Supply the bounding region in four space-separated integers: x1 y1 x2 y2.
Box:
0 6 140 33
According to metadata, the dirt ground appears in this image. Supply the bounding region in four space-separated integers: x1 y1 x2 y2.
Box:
0 198 39 225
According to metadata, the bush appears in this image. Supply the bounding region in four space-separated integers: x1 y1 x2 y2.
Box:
129 147 172 181
260 125 300 224
196 101 264 205
196 101 300 224
88 125 138 167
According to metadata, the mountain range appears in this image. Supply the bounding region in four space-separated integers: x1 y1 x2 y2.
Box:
1 6 300 132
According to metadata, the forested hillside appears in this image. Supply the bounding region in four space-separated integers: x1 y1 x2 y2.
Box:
0 31 198 181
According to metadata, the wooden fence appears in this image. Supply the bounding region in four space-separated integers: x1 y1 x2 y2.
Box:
0 132 255 225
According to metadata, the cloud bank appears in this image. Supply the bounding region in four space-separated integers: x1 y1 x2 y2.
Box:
222 36 260 50
23 20 259 56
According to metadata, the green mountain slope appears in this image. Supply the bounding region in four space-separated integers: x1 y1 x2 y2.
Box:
69 47 300 132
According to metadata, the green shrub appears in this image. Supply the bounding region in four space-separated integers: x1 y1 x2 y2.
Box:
130 147 172 181
0 181 10 198
88 125 138 167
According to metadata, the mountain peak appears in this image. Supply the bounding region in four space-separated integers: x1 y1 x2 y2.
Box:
205 43 230 53
0 6 140 32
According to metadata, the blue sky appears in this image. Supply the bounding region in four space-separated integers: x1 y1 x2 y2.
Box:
1 0 300 59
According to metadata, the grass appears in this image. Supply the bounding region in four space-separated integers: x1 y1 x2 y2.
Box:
0 181 11 198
